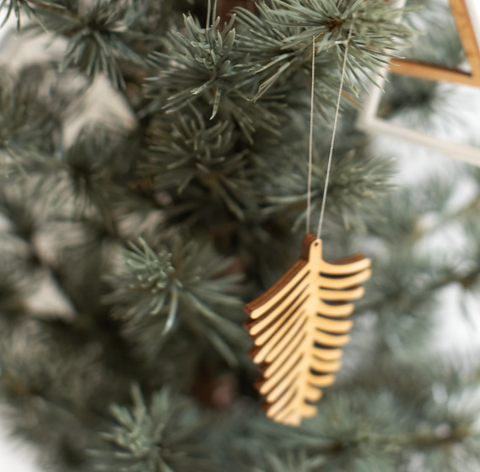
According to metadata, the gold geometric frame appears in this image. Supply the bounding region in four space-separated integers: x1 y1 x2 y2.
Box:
391 0 480 86
358 0 480 167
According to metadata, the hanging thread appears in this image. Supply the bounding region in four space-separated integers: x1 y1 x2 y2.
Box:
306 36 316 234
305 26 354 238
316 28 353 238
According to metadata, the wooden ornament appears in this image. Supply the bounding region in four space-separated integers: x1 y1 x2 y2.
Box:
244 234 371 426
390 0 480 87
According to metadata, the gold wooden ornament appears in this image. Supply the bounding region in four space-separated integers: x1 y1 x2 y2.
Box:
244 234 371 426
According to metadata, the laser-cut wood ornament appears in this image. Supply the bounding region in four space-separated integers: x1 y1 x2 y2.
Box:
244 234 371 426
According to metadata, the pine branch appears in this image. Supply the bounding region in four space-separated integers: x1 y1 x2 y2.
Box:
104 237 247 365
259 452 321 472
0 0 66 29
3 0 164 88
235 0 414 100
142 108 260 222
92 385 212 472
146 13 270 139
264 137 394 232
358 185 480 319
0 66 65 164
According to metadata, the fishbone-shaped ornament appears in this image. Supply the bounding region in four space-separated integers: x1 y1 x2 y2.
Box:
244 234 371 426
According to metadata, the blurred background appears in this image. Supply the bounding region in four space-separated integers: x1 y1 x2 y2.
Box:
2 0 480 470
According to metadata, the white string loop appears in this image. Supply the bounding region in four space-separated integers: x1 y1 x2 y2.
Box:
306 36 316 234
316 29 353 238
305 26 354 238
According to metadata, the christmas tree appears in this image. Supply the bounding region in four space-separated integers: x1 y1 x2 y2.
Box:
1 0 480 471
